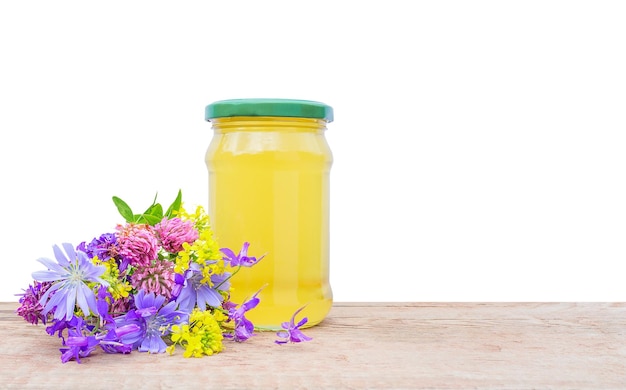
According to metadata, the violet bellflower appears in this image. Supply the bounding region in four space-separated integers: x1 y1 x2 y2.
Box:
57 314 138 363
275 306 313 345
96 285 115 324
94 286 137 355
32 243 108 321
46 316 75 342
115 290 188 353
59 316 100 363
220 242 265 267
224 288 262 342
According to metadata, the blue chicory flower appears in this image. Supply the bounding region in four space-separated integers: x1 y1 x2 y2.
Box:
275 305 313 345
174 262 225 313
115 290 188 353
32 243 108 321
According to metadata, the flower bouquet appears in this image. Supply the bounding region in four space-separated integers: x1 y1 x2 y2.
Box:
16 191 311 363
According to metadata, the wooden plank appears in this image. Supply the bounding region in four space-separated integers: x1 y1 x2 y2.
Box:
1 302 624 389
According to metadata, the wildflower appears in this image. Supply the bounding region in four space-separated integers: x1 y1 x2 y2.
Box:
173 211 221 274
116 223 159 267
275 306 313 345
58 314 137 363
210 271 231 293
155 217 198 253
221 242 265 267
115 290 188 353
17 191 296 363
97 323 137 354
224 288 262 342
110 295 132 316
174 242 193 274
190 226 221 264
16 281 52 325
96 258 132 300
167 308 224 357
95 287 138 355
175 262 224 313
177 205 211 232
59 317 100 363
32 243 108 321
78 233 118 262
95 285 113 322
131 259 176 298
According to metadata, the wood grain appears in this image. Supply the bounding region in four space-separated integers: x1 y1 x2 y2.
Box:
1 302 624 389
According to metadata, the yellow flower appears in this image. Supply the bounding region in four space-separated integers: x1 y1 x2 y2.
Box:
109 280 132 300
91 257 132 300
212 309 228 323
173 206 223 274
170 324 190 343
174 242 193 274
183 335 204 358
177 205 211 232
168 308 224 358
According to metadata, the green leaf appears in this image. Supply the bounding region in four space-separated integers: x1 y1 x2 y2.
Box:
165 189 183 218
144 203 164 219
135 213 163 226
112 196 134 222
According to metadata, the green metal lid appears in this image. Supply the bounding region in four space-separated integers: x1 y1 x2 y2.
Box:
205 98 334 122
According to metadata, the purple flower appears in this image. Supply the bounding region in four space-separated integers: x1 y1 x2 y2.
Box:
78 233 118 261
96 285 115 324
220 242 265 267
210 271 231 292
15 281 52 325
115 290 188 353
224 288 262 342
110 295 132 315
94 286 137 354
275 306 313 345
56 314 137 363
174 262 225 313
59 317 100 363
32 243 108 321
97 324 136 355
46 317 74 341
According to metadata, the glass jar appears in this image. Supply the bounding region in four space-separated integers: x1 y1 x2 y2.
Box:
205 98 334 328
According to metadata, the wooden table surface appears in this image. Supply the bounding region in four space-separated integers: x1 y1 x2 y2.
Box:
1 302 625 389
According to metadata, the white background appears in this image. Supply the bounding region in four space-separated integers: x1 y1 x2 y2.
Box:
1 1 624 302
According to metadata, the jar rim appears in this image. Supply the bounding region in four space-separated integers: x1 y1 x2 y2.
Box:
205 98 334 122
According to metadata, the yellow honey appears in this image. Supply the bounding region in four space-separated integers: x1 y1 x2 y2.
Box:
205 99 333 328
